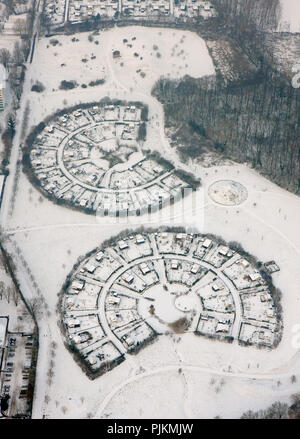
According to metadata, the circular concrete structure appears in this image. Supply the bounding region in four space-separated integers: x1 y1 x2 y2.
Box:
60 230 280 376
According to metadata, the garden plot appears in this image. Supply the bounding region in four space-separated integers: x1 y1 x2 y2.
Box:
240 291 277 324
197 282 234 314
197 313 234 337
106 308 141 330
203 244 234 268
239 323 275 347
84 342 122 373
80 251 122 282
0 255 36 418
279 0 300 32
102 369 186 419
155 232 193 255
182 370 291 419
64 282 101 309
4 160 300 419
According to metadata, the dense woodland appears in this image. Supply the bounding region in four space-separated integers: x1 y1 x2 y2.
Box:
152 0 300 194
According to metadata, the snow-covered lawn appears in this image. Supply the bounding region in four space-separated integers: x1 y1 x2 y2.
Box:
279 0 300 32
6 161 300 419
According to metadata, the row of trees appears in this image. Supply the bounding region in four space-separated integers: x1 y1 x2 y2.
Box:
153 71 300 193
0 279 19 305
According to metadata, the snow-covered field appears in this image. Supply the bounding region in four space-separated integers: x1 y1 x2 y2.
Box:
2 25 300 419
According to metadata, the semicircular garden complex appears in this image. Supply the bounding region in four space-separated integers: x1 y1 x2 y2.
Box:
60 230 282 377
23 100 199 216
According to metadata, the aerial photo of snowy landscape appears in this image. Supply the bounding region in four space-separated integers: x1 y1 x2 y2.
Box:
0 0 300 423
